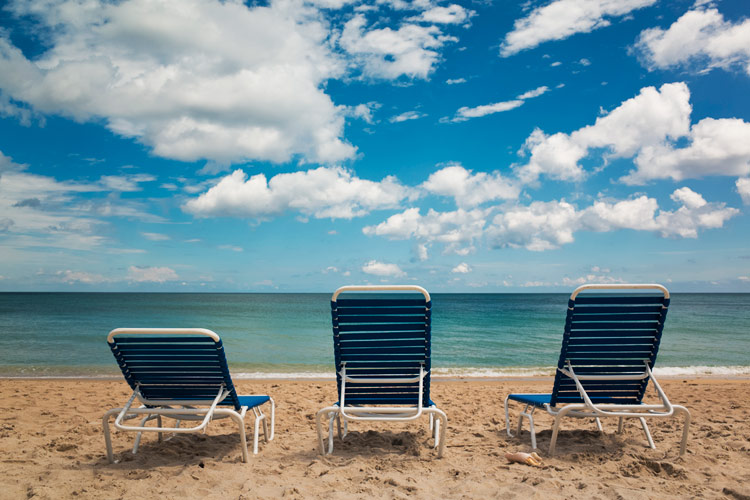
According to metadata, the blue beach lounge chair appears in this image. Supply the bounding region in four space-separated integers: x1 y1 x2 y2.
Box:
504 284 690 455
102 328 274 463
316 285 448 457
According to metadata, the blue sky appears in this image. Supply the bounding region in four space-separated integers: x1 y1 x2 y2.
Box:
0 0 749 292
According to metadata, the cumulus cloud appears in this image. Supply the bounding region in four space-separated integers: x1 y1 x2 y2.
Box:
516 82 695 183
487 188 738 250
488 200 579 251
127 265 178 283
365 186 738 255
500 0 656 56
635 7 750 76
0 0 357 164
421 164 519 207
737 178 750 204
451 262 471 273
361 260 406 277
339 13 457 80
447 86 549 122
184 166 411 220
411 4 475 25
363 207 489 255
623 118 750 184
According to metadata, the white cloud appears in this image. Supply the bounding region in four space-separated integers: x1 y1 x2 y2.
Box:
449 100 524 122
488 200 579 251
411 4 475 25
451 262 471 273
448 85 549 122
56 270 110 284
389 110 426 123
635 7 750 76
516 86 549 99
141 232 170 241
218 245 243 252
623 117 750 184
363 207 488 255
339 13 456 80
446 78 466 85
500 0 656 56
0 0 355 164
347 102 380 124
737 178 750 204
421 164 519 207
486 188 738 250
100 174 156 192
562 273 624 286
516 82 693 183
184 166 411 220
127 265 178 283
362 260 406 277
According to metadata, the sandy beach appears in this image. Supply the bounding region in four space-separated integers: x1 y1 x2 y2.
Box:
1 377 749 499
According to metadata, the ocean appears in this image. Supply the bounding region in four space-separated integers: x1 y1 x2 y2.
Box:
1 292 748 378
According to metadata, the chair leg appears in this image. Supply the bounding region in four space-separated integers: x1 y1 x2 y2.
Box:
518 405 536 449
315 407 339 455
427 408 448 458
617 416 624 434
315 408 328 455
336 414 343 440
252 408 262 455
639 417 655 449
268 398 275 441
328 413 336 453
228 410 248 463
595 417 603 433
132 415 152 454
260 408 269 443
526 409 537 450
549 406 574 455
102 408 121 464
673 405 691 457
504 395 514 438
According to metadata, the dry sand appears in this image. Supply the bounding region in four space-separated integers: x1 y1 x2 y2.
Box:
1 377 749 499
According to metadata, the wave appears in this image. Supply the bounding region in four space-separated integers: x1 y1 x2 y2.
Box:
3 365 750 379
231 365 750 379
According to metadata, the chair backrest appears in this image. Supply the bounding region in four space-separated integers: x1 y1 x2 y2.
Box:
550 284 670 406
331 286 432 407
107 328 241 410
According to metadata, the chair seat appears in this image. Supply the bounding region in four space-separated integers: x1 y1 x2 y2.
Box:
508 393 552 407
237 395 271 409
509 393 646 407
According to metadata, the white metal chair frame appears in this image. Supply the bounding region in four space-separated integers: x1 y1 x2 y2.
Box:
103 328 275 463
504 284 690 456
316 285 448 458
504 361 690 455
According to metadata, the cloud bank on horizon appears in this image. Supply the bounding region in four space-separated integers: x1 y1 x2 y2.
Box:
0 0 749 291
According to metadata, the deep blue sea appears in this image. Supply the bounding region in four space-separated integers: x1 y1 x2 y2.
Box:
1 292 748 377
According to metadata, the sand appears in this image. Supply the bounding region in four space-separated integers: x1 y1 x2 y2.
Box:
1 377 749 499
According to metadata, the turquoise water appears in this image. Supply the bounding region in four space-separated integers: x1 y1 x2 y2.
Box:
0 292 748 377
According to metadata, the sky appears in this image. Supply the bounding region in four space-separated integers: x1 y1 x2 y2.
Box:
0 0 749 293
